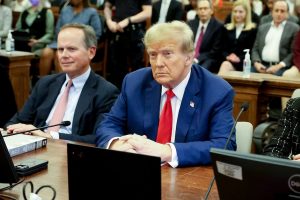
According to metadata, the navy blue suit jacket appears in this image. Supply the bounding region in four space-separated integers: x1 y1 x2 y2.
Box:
6 71 119 144
96 65 236 166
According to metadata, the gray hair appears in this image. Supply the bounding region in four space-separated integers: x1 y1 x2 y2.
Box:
60 23 97 49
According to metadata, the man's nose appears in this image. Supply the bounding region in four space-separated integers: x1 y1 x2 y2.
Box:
156 55 164 66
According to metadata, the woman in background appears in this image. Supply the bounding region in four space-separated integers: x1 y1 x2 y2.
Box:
15 0 54 55
218 0 257 74
0 0 12 41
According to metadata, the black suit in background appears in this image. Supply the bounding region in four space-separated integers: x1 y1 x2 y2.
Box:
263 97 300 159
0 63 17 127
5 71 119 144
188 17 224 72
151 0 184 24
222 27 257 71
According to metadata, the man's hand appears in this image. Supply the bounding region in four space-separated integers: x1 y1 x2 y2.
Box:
6 123 52 138
119 134 172 162
266 64 282 74
254 62 267 73
292 154 300 161
109 138 136 153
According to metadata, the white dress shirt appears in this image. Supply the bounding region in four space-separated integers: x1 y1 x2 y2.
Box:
235 23 244 39
158 0 171 23
160 70 191 168
46 67 91 139
262 21 286 63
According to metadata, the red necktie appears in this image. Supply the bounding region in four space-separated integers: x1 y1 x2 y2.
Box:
48 79 72 132
194 26 204 58
156 90 175 144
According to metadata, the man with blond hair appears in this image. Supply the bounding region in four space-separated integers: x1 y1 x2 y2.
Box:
96 21 235 167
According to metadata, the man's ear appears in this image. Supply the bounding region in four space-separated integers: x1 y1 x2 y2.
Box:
185 53 194 65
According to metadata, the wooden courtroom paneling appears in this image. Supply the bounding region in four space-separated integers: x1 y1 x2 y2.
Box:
213 1 233 22
0 50 34 110
220 71 300 127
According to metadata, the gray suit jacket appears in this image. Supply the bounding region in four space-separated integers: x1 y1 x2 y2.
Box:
251 21 299 67
260 14 299 25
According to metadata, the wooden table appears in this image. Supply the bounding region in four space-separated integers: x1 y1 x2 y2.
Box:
0 50 34 110
8 139 219 200
220 71 300 127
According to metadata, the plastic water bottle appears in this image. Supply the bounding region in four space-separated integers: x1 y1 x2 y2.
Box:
243 49 251 78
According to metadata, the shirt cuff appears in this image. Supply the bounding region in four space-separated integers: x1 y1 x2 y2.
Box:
106 137 120 149
49 131 59 139
279 61 286 68
167 143 178 168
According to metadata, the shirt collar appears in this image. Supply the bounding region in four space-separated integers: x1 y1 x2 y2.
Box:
161 70 191 101
199 19 210 30
271 20 286 28
65 67 91 90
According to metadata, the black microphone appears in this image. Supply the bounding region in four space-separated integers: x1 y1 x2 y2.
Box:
3 121 71 137
203 102 249 200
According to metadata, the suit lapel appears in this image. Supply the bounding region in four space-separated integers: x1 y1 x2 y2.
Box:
201 19 214 50
175 67 201 142
261 24 271 48
72 71 96 134
166 0 174 20
144 80 161 141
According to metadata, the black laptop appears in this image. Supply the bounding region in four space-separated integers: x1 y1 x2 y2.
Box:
67 143 161 200
210 148 300 200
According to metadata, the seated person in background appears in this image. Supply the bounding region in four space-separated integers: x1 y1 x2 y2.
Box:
184 0 197 21
224 0 260 25
96 21 236 167
4 23 119 144
251 0 299 76
39 0 102 76
218 0 257 75
260 0 299 24
263 97 300 161
0 0 12 40
151 0 184 24
187 0 224 73
14 0 54 55
9 0 32 12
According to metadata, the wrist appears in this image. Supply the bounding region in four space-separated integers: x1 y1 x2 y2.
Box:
127 17 132 24
160 144 172 162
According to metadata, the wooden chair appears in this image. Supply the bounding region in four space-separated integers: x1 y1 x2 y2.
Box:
12 11 21 28
90 39 108 78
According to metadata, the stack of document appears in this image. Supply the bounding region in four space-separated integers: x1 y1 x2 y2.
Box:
4 134 47 157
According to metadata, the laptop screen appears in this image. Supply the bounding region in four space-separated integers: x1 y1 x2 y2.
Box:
0 133 19 184
210 148 300 200
67 143 161 200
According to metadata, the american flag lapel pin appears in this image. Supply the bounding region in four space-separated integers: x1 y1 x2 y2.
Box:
190 101 195 108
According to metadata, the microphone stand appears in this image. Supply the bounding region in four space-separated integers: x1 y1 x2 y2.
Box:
203 103 248 200
3 121 70 137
